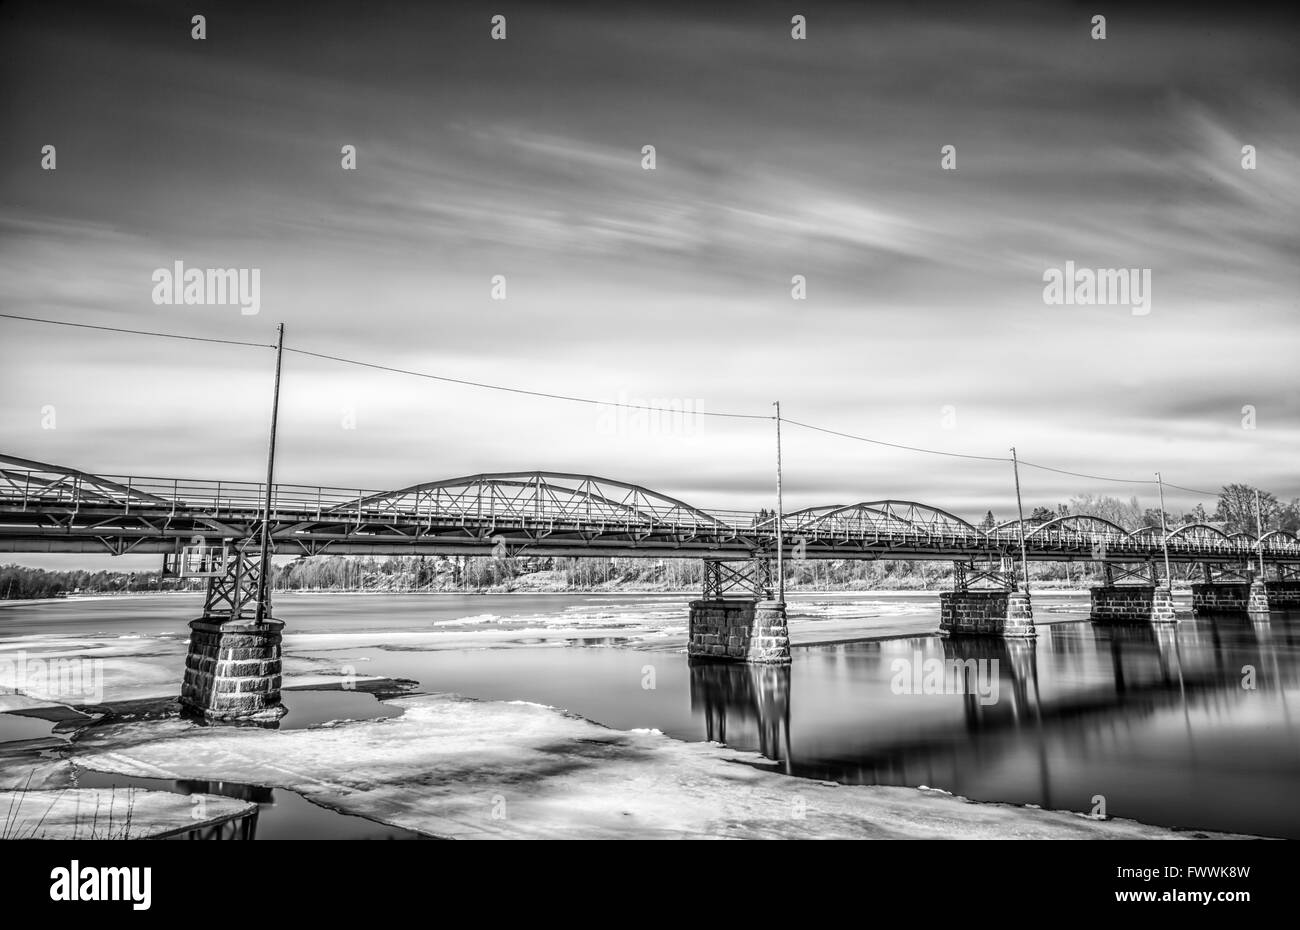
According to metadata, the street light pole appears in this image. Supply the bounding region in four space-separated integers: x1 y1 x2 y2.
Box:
1010 447 1030 594
1155 472 1172 591
255 323 285 623
774 401 784 603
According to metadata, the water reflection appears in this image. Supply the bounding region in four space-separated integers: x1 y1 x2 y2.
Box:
72 768 432 840
689 661 792 771
687 612 1300 837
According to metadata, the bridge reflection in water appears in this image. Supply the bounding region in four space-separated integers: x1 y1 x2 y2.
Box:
685 611 1300 838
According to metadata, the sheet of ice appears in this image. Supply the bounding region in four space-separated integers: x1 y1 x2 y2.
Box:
0 787 254 839
73 693 1245 840
0 635 186 707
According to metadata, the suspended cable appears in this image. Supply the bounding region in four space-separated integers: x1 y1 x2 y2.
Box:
0 312 1237 494
283 346 773 420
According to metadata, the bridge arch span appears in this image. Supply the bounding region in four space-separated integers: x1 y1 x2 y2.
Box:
1166 523 1232 546
1261 529 1299 549
1023 515 1129 540
0 453 172 508
791 500 978 537
326 471 730 529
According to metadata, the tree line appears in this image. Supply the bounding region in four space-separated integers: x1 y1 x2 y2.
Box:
978 483 1299 535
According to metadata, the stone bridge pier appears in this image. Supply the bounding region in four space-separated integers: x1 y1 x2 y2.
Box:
687 599 791 664
176 543 286 721
1191 581 1251 614
687 559 790 664
1191 569 1300 615
1262 580 1300 609
1090 587 1177 624
1089 563 1177 625
938 560 1035 638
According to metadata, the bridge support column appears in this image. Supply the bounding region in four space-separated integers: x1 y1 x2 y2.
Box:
688 599 790 664
1191 583 1250 614
939 590 1035 638
1153 587 1176 623
1263 580 1300 609
1247 580 1270 615
181 619 285 720
178 544 286 721
1090 586 1177 624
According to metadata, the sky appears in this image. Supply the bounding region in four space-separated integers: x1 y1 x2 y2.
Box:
2 1 1298 569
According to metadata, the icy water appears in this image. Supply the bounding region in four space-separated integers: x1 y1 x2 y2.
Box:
3 591 1300 838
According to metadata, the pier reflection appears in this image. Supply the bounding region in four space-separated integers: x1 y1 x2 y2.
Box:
685 611 1300 837
689 660 792 772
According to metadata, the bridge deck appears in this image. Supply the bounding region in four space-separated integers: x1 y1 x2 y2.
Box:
2 459 1296 564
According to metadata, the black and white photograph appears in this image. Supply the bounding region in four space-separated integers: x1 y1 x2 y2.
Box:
0 0 1295 906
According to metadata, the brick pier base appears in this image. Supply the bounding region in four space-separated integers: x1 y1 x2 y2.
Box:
939 590 1035 638
687 599 790 664
1090 585 1178 624
181 618 286 720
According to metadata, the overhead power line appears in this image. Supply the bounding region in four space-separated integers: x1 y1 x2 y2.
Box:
283 347 773 420
781 417 1009 463
1016 458 1218 498
0 312 276 349
783 416 1218 496
0 312 1231 495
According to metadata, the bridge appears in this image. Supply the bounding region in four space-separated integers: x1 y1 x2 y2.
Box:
4 451 1298 721
4 453 1298 564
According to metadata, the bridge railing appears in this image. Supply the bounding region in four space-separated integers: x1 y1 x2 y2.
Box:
0 470 381 521
0 471 781 532
3 467 1299 559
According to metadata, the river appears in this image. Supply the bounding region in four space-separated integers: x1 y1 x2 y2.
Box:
2 591 1298 838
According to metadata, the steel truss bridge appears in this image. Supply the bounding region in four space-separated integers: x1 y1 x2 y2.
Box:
1 455 1297 577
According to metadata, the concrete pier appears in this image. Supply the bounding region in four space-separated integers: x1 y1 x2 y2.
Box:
687 598 790 664
181 618 286 720
939 590 1035 638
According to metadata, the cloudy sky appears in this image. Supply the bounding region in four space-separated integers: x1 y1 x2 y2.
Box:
2 0 1298 569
